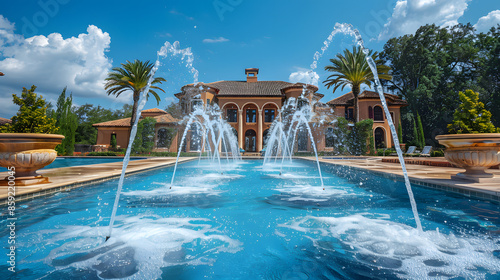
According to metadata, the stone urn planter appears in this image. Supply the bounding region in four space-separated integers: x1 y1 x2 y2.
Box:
0 133 64 185
436 133 500 182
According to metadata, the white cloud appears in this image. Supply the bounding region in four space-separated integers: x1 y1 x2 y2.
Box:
0 16 122 118
202 37 229 43
288 68 320 86
378 0 470 40
474 10 500 33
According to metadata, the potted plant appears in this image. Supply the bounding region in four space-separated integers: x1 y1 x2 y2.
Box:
0 86 64 185
436 89 500 182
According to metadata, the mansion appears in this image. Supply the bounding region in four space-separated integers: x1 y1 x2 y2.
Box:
93 68 407 153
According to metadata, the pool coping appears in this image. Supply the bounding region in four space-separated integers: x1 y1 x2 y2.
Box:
0 157 196 206
298 157 500 202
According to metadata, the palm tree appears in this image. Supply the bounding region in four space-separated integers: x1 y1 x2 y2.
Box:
323 46 392 122
105 60 166 126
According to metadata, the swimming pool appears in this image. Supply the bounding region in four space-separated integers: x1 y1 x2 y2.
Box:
2 159 500 279
0 157 143 172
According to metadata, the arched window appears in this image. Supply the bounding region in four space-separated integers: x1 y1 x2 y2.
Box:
157 128 176 148
374 106 383 121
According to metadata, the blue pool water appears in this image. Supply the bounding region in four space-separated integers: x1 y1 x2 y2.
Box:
0 157 143 172
2 159 500 279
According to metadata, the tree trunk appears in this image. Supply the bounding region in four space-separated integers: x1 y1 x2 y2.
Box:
130 92 140 127
352 85 360 123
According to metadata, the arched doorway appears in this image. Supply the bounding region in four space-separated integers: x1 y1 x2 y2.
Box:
189 123 202 152
262 129 269 147
297 124 308 151
245 129 256 152
374 127 385 148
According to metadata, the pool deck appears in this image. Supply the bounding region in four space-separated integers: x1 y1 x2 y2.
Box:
301 156 500 202
0 157 194 204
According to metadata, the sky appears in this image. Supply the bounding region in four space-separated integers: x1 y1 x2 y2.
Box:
0 0 499 119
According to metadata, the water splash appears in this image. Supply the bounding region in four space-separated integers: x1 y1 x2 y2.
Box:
310 23 353 72
158 41 199 83
280 215 500 279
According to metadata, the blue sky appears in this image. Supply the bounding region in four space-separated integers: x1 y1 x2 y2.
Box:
0 0 499 118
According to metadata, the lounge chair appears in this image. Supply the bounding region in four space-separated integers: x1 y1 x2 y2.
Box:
404 146 416 155
419 146 432 157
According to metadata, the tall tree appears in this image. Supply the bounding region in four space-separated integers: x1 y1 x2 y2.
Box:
54 88 78 155
323 46 392 122
0 85 57 133
165 101 183 119
73 104 136 145
476 25 500 126
105 60 166 126
381 23 482 144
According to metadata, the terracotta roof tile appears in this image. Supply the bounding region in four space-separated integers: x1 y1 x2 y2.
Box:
195 81 317 96
93 117 132 127
206 81 293 96
93 109 179 127
142 108 167 114
0 117 12 126
154 113 180 124
326 90 407 106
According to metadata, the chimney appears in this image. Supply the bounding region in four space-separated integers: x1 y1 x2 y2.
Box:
245 68 259 83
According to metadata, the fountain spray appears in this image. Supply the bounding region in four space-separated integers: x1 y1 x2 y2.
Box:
106 41 202 241
350 26 422 232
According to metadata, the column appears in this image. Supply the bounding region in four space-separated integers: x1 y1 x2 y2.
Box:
238 109 243 149
257 109 263 152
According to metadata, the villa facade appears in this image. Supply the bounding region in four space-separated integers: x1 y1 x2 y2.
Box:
93 108 180 151
327 91 407 149
92 68 407 153
175 68 323 153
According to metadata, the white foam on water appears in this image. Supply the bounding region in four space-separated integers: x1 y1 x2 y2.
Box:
267 173 330 180
279 214 500 279
428 207 498 229
123 184 223 197
31 215 241 279
275 184 350 202
125 173 243 197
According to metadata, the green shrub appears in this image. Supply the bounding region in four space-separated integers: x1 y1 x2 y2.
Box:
431 150 444 157
376 148 396 156
86 152 121 156
331 117 374 156
447 89 499 134
0 85 58 134
131 117 157 154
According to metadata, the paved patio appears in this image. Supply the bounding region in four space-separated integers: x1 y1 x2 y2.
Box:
0 157 194 204
304 156 500 201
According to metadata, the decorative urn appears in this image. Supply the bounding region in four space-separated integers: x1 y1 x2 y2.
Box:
0 133 64 185
436 133 500 182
